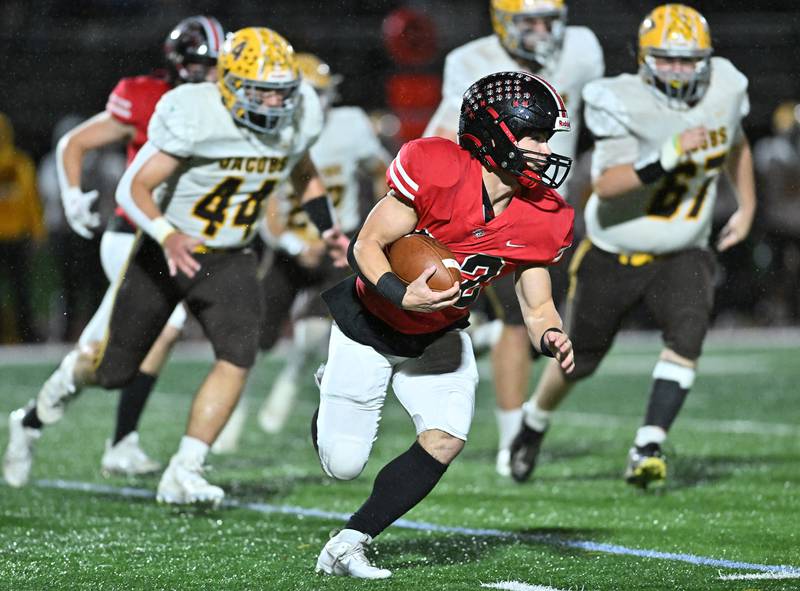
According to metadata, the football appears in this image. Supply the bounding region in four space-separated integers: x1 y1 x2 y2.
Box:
387 234 462 291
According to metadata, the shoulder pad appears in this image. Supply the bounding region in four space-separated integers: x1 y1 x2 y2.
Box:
710 57 748 93
147 85 201 157
387 137 465 203
295 82 324 149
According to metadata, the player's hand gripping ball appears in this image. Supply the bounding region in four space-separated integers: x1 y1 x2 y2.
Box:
387 234 462 290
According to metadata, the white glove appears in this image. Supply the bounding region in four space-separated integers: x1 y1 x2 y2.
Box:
62 187 101 239
658 135 683 172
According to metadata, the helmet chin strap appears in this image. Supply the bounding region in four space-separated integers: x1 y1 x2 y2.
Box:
518 169 542 189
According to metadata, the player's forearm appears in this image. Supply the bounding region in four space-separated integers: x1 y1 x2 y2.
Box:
522 300 563 352
56 135 86 193
593 164 643 199
116 144 178 243
352 237 393 285
727 139 757 215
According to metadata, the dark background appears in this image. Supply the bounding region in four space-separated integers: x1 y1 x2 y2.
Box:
2 0 799 160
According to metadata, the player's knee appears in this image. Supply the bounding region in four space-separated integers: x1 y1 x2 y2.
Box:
215 330 259 368
95 359 139 390
318 437 371 481
566 352 602 382
665 311 709 360
418 429 464 465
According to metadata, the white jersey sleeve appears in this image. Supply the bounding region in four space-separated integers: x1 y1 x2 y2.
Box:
583 79 640 179
147 85 201 158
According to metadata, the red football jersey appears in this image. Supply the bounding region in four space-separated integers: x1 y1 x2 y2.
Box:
356 137 574 335
105 74 171 225
106 75 171 164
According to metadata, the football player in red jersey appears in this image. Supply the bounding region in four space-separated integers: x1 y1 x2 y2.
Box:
2 16 224 487
313 71 575 579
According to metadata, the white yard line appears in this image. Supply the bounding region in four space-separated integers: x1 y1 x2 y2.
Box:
481 582 573 591
718 571 800 580
5 478 799 578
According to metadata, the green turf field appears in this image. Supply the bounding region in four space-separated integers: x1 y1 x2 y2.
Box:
1 337 798 591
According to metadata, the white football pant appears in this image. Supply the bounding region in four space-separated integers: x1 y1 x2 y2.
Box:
316 324 478 481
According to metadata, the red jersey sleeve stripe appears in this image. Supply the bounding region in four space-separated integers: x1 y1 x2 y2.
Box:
108 93 132 109
394 156 419 191
106 101 132 121
389 159 416 202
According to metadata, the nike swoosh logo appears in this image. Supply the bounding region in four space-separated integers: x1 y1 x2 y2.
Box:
506 240 525 248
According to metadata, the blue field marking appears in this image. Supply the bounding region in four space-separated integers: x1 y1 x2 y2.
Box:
25 478 800 576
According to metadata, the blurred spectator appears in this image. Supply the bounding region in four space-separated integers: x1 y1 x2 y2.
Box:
753 101 800 324
37 115 122 341
0 113 45 343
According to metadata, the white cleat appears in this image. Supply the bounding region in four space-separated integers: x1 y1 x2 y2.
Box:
315 529 392 579
211 400 247 455
3 405 41 488
156 454 224 507
101 432 161 476
36 349 80 425
495 448 512 478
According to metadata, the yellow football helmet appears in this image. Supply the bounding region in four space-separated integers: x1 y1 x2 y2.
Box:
638 4 712 107
771 101 800 135
294 53 342 111
490 0 567 67
217 27 300 134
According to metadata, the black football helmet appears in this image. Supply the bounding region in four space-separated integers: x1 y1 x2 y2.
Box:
458 71 572 189
164 16 225 83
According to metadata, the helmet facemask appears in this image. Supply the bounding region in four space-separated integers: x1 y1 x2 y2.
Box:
493 7 567 69
477 107 572 190
224 74 301 134
640 49 711 109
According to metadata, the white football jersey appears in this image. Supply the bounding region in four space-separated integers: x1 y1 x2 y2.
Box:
146 81 323 248
424 28 604 168
274 106 390 240
583 57 750 255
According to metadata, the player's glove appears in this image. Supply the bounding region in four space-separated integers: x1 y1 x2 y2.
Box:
62 187 101 239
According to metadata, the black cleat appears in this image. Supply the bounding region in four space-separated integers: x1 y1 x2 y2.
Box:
624 443 667 489
509 423 547 483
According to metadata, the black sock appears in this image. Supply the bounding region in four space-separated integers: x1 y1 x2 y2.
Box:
346 441 448 539
113 372 157 444
644 378 689 432
21 406 43 430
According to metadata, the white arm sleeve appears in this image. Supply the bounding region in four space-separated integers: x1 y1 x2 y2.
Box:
115 142 166 239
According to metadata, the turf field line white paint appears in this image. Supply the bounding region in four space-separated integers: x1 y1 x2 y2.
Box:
481 581 571 591
21 478 800 577
718 571 800 580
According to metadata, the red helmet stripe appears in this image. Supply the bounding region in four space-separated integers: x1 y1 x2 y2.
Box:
200 16 223 53
531 73 566 114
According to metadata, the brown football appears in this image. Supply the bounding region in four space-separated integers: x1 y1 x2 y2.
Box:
387 234 462 291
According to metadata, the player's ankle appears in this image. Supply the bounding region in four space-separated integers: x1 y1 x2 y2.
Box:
522 401 551 432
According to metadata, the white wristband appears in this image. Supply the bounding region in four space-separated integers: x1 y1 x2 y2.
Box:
659 134 683 171
151 216 177 245
277 232 307 257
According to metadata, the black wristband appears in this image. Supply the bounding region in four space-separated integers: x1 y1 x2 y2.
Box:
634 160 667 185
302 195 334 234
539 327 563 358
376 272 408 308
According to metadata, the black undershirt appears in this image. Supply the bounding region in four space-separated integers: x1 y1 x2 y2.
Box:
482 182 494 223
